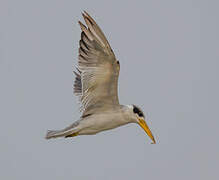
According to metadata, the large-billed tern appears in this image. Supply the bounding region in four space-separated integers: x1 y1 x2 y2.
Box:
45 12 156 144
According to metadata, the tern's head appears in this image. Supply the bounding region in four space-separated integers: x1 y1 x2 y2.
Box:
127 105 156 144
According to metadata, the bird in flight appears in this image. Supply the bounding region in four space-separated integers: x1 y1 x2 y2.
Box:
45 11 156 144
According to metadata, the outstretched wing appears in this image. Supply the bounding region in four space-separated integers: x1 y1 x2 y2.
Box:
73 11 120 116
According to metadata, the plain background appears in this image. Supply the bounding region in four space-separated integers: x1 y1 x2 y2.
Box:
1 0 219 179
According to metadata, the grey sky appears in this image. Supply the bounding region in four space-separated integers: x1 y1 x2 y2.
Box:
1 0 219 179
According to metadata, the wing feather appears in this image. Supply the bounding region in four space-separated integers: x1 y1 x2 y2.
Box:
73 12 120 116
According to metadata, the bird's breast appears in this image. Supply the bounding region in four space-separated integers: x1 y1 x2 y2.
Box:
78 112 129 135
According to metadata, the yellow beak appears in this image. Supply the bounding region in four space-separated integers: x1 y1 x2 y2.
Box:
138 118 156 144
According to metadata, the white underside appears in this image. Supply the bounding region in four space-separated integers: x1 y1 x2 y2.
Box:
76 112 132 135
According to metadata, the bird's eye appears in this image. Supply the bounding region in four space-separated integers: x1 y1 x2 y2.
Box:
117 61 120 65
138 112 143 117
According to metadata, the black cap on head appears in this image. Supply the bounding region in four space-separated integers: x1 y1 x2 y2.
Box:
132 105 145 118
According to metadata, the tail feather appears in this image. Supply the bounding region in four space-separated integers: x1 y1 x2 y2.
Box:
45 121 80 139
45 130 67 139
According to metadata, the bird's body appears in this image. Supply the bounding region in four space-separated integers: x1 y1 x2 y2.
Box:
47 105 130 137
78 106 128 135
46 12 156 143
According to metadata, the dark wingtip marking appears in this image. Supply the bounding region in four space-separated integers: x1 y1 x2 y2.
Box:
80 47 88 55
80 39 89 50
78 54 88 61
